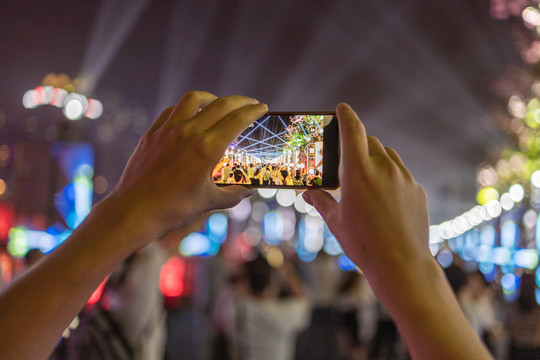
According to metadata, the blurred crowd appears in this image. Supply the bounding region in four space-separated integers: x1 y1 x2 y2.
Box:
1 244 538 360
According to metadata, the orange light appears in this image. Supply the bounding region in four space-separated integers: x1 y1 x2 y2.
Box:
0 253 12 283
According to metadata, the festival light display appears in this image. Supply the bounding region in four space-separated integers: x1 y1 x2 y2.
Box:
23 86 103 120
425 0 540 304
22 73 103 120
7 143 94 257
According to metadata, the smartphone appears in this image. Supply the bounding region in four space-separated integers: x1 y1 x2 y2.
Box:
213 112 339 189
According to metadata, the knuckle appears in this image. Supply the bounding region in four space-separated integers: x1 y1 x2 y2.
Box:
181 90 202 102
416 184 427 199
384 146 396 155
367 135 378 142
214 97 234 109
385 162 400 178
157 106 173 119
227 111 244 124
137 133 151 148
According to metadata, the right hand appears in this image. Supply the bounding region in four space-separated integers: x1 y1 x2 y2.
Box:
303 103 430 286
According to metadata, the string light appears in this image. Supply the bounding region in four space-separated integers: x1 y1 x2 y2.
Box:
22 80 103 120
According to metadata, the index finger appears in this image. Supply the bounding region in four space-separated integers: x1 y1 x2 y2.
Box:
336 103 369 165
190 95 261 131
163 91 219 129
207 102 269 149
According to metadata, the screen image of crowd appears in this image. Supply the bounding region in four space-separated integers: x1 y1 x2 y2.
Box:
213 162 322 186
212 114 330 187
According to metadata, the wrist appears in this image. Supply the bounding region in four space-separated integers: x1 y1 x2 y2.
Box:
88 193 160 252
364 252 443 305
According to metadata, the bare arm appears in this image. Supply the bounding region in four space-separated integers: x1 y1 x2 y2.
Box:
303 103 493 360
0 91 267 360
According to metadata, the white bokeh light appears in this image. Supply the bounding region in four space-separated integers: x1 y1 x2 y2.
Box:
258 188 277 199
229 198 251 221
294 193 313 214
85 99 104 119
524 209 537 229
532 170 540 188
509 184 525 202
22 90 37 109
486 200 502 218
276 189 296 207
63 98 85 120
500 193 515 211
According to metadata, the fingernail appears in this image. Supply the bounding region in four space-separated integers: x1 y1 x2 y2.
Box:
250 98 260 104
339 103 351 109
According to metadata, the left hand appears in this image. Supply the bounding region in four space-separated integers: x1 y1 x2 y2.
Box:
107 91 267 244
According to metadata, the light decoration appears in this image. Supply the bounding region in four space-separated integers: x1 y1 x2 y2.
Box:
323 225 343 256
159 256 186 298
275 189 296 207
338 254 359 271
523 5 540 32
86 278 108 307
426 60 540 302
178 212 229 257
257 188 277 199
7 227 62 257
229 198 251 221
23 86 103 120
0 252 13 284
206 213 228 243
515 249 539 269
52 143 94 229
279 207 297 242
7 143 93 257
293 193 314 214
263 210 284 246
0 203 15 243
303 216 324 253
266 247 284 268
501 273 520 301
285 115 324 151
436 249 454 268
22 73 103 120
179 232 213 257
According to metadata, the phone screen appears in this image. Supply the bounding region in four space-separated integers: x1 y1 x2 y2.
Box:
213 112 339 188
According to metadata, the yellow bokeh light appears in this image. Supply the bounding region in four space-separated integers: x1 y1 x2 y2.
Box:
266 248 284 268
0 179 6 196
477 187 499 205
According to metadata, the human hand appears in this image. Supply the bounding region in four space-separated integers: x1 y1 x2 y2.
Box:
302 103 430 287
108 91 267 244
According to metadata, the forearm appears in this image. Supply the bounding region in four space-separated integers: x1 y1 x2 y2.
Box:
367 254 493 360
0 197 151 360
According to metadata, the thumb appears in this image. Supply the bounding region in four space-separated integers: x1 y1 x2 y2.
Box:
214 186 256 210
303 189 338 220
